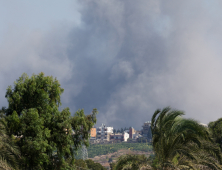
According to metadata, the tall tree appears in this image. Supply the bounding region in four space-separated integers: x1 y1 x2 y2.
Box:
151 107 222 170
4 72 97 170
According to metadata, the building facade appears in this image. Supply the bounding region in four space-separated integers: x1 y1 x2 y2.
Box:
90 128 96 138
141 121 152 139
129 127 136 139
96 123 113 141
110 132 129 142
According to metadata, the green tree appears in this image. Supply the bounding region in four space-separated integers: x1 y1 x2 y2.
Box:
0 115 20 170
110 162 116 170
4 72 97 170
74 159 87 169
114 154 151 170
209 118 222 150
151 107 222 170
85 159 106 170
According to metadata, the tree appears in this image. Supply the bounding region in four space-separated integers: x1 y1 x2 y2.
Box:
85 159 106 170
110 162 116 170
74 159 87 169
0 114 20 170
114 154 151 170
208 118 222 150
4 72 97 170
151 107 222 170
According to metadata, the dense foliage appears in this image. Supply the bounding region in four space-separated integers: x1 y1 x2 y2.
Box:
0 113 20 170
151 107 222 169
113 154 151 170
209 118 222 150
85 159 106 170
2 73 97 170
74 159 106 170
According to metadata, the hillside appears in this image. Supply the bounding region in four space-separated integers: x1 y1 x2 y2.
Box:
75 142 153 159
90 149 153 169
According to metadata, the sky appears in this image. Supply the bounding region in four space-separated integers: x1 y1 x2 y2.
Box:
1 0 222 130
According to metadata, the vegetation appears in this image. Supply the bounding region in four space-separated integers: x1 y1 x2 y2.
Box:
1 72 97 170
74 159 106 170
85 159 106 170
113 154 151 170
209 118 222 150
113 107 222 170
74 142 152 158
151 107 222 169
0 113 20 170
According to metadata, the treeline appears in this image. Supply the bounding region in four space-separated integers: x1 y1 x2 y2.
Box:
75 143 153 158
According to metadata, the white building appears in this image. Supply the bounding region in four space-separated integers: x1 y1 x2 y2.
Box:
123 132 129 141
110 132 129 142
96 123 113 141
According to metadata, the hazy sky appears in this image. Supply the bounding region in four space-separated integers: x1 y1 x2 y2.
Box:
1 0 222 130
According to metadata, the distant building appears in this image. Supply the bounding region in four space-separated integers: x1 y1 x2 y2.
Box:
123 132 129 141
141 121 152 139
90 128 96 138
129 127 136 138
96 123 113 141
132 133 142 139
135 130 142 135
110 132 129 142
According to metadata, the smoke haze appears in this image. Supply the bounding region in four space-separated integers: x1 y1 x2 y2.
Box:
1 0 222 129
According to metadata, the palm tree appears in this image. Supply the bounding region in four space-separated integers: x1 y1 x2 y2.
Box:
0 115 20 170
114 154 152 170
151 107 222 170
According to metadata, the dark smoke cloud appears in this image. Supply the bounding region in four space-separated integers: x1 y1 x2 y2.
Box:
65 0 222 129
1 0 222 130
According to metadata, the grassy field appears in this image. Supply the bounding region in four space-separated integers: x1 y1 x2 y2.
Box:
75 142 153 158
